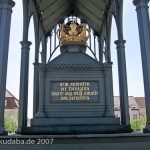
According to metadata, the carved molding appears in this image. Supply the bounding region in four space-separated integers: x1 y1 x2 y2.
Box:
133 0 149 6
0 0 15 7
45 63 112 70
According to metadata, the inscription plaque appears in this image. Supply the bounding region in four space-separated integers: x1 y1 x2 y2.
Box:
51 81 99 102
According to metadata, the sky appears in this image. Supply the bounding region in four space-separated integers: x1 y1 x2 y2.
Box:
6 0 149 118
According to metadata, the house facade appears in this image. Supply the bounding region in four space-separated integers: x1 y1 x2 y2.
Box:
134 97 146 118
5 90 19 121
114 96 145 120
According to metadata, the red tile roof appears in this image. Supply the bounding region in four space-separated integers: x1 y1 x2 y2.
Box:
5 90 19 109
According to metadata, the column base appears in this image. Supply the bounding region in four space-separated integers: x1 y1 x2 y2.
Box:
104 109 115 117
143 124 150 133
15 128 21 134
0 131 8 136
35 111 46 118
0 126 8 136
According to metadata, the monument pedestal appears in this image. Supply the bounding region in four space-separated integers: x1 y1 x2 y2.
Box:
20 42 132 135
21 117 131 135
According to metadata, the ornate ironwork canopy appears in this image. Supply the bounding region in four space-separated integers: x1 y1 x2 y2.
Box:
35 0 111 35
1 0 150 136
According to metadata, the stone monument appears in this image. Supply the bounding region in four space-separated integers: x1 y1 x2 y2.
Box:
21 21 131 134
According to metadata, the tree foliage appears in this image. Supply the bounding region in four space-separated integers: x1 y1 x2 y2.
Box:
130 116 146 132
4 117 18 133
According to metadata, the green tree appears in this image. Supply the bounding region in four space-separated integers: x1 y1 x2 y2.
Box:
4 117 18 133
130 116 146 132
130 119 141 131
139 115 146 129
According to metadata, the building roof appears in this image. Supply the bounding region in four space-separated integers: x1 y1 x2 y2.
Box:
114 96 139 109
5 90 19 109
134 97 145 109
35 0 111 35
5 89 14 97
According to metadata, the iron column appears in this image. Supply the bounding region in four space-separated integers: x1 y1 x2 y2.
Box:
133 0 150 132
0 0 15 135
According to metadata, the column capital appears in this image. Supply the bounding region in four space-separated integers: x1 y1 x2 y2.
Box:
20 41 32 46
133 0 149 6
20 41 32 50
114 40 126 47
33 62 39 68
0 0 15 10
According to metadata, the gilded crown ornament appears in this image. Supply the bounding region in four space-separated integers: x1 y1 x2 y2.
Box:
57 20 90 45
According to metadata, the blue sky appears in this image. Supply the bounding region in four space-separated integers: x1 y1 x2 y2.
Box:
6 0 148 118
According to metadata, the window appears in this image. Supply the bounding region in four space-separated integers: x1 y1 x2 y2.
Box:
5 100 7 107
133 114 138 120
115 114 118 117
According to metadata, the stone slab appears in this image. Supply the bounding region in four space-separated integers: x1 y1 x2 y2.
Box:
21 124 132 135
31 117 120 126
0 133 150 150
